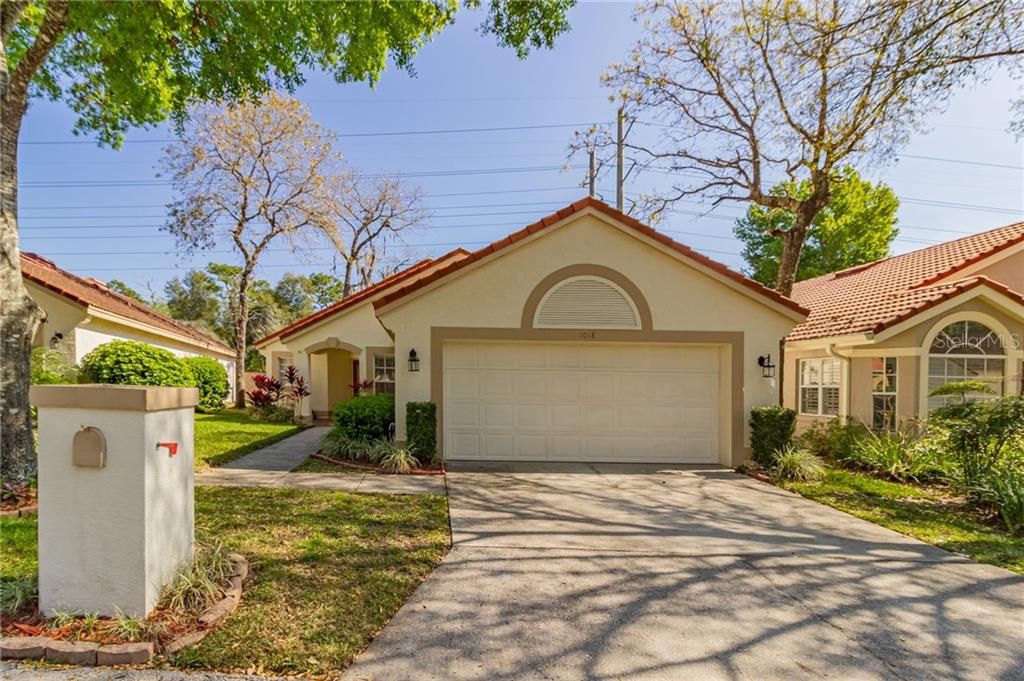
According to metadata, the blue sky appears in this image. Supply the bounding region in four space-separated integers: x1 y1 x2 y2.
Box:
16 2 1024 296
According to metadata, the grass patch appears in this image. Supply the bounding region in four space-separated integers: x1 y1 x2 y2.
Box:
781 468 1024 576
0 486 449 676
292 457 366 475
195 409 304 468
176 487 449 675
0 515 36 582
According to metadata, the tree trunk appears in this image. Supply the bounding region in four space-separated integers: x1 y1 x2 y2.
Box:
0 73 43 480
774 216 812 297
233 273 251 408
341 261 353 298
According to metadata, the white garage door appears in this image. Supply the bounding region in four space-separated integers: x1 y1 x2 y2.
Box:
443 341 721 463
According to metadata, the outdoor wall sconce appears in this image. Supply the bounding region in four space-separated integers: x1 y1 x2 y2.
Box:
408 348 420 372
757 354 776 379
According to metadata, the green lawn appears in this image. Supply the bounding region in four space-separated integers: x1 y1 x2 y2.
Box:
0 515 37 583
781 468 1024 576
194 409 305 468
0 486 449 676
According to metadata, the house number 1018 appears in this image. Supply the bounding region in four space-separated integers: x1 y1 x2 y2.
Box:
578 331 597 340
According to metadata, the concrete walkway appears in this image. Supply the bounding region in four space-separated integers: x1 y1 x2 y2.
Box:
197 467 445 494
195 425 445 494
342 462 1024 681
218 426 329 471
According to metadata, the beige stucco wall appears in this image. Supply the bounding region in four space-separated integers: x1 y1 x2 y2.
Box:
262 304 394 416
378 210 800 465
35 388 195 618
956 248 1024 293
27 282 89 359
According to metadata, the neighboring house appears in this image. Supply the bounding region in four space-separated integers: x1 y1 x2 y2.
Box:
256 197 808 466
255 249 471 420
23 252 237 399
784 221 1024 432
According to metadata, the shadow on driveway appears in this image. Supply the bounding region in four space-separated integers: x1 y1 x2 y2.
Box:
342 464 1024 681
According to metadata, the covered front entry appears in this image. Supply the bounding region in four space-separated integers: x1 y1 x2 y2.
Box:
442 340 724 463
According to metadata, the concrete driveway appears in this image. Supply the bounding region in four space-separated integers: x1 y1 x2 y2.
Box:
343 463 1024 681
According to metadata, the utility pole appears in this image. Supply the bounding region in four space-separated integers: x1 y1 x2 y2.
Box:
588 146 596 198
616 106 625 211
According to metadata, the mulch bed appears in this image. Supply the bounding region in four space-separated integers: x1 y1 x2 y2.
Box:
1 554 250 659
1 483 37 514
310 452 445 475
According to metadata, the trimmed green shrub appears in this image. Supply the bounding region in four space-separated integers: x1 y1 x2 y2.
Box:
749 406 796 466
771 445 826 482
80 340 195 387
181 356 228 411
797 417 870 462
332 394 395 441
407 401 438 463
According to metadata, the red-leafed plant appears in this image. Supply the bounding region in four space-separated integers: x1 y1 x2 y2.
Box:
248 367 313 422
349 378 373 396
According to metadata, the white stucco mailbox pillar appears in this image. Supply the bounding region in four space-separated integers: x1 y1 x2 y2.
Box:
30 384 198 618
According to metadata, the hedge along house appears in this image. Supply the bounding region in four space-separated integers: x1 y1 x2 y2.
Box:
254 249 471 421
22 252 237 398
783 221 1024 433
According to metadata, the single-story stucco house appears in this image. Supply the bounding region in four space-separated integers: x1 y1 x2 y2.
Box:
783 221 1024 432
257 197 808 466
23 252 237 398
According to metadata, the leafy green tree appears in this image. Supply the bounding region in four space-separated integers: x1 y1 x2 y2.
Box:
165 270 222 325
105 279 144 303
734 168 899 286
1 0 576 479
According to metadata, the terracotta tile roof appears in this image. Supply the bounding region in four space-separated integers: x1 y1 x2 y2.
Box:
788 221 1024 341
373 196 808 316
255 248 471 346
21 252 234 355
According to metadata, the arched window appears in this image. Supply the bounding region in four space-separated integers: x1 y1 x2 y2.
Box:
927 320 1006 411
533 276 642 329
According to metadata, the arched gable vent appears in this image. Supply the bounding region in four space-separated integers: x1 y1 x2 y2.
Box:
533 276 641 329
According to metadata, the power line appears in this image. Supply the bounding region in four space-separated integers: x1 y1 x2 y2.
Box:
19 121 605 146
897 153 1023 170
16 186 589 210
18 164 586 188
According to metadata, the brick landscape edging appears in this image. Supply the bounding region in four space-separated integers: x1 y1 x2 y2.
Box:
0 505 37 518
0 553 250 666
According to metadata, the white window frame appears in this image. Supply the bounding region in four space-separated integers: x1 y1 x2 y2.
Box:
373 354 396 395
926 319 1006 412
871 357 898 431
276 356 292 383
799 358 841 417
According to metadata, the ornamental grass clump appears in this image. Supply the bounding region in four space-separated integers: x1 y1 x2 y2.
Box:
771 445 827 482
159 541 234 615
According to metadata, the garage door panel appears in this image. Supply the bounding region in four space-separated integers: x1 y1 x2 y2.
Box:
483 404 514 427
482 372 515 397
446 344 479 369
449 373 479 396
449 403 480 427
444 341 721 463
